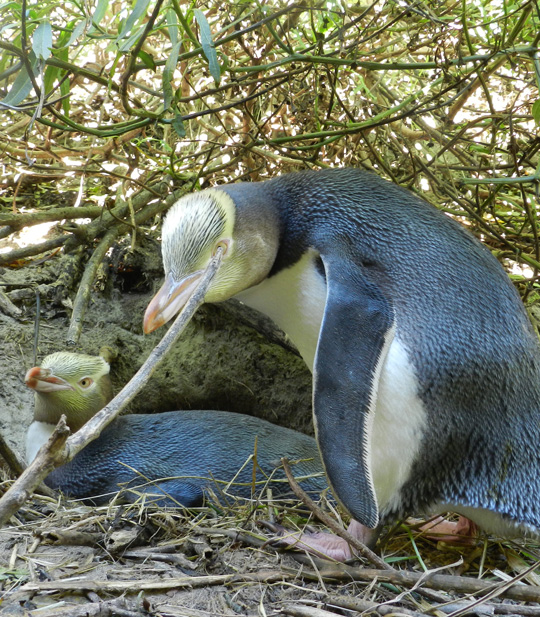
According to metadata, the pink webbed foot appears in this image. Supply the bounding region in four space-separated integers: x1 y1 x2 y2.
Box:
261 518 379 562
410 515 479 545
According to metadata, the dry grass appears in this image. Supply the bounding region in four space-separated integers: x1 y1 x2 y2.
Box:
2 482 540 617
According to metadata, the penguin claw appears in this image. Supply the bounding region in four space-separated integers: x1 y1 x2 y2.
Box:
260 521 353 561
260 519 378 562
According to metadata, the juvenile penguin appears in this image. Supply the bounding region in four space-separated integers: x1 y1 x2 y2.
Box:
144 168 540 541
26 352 328 507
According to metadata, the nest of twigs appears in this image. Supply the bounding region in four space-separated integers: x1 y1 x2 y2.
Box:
2 481 540 617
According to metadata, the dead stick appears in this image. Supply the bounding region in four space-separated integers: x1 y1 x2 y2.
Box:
0 418 70 520
289 555 540 604
281 457 391 571
18 569 288 593
0 248 223 527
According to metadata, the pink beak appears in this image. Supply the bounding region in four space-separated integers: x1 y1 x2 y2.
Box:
143 270 204 334
25 366 74 392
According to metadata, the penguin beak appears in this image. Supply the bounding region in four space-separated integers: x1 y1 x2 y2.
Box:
25 367 74 392
143 270 204 334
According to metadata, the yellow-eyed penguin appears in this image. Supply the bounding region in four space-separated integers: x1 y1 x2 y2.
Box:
143 167 540 541
25 352 328 508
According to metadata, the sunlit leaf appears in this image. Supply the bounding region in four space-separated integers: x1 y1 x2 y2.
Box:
117 25 144 52
167 9 179 46
43 64 59 94
118 0 150 38
0 20 18 36
532 100 540 126
91 0 109 29
32 21 52 60
193 8 220 85
0 53 38 106
163 41 181 110
60 75 70 115
65 20 88 47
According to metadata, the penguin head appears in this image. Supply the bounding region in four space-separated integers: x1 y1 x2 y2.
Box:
144 187 278 333
25 352 113 431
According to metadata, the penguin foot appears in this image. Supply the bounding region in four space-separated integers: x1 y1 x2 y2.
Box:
261 519 379 562
410 515 479 545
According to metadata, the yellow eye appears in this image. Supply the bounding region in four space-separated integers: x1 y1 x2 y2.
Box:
213 240 230 256
78 377 94 389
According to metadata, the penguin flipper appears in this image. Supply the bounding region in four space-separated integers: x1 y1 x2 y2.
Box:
315 255 395 528
124 480 205 508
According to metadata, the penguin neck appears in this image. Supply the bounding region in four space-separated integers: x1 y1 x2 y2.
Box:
26 420 56 464
236 249 326 370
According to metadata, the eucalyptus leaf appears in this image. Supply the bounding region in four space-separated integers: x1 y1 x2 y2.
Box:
0 20 18 36
32 21 53 61
533 100 540 126
1 53 38 106
172 112 186 138
60 76 70 115
91 0 109 30
118 0 150 38
43 64 59 94
167 9 179 46
163 41 181 110
117 24 144 52
66 20 88 47
193 8 220 85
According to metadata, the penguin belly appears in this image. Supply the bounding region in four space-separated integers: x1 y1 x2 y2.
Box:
237 250 326 369
26 421 55 464
236 250 427 519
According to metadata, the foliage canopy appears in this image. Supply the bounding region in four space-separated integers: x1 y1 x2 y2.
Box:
1 0 539 293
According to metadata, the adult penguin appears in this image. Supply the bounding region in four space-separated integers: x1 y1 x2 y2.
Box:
25 352 328 508
144 167 540 542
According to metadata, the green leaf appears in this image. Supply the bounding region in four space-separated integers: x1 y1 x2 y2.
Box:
138 50 156 71
65 20 88 47
118 0 150 38
43 64 59 94
91 0 109 30
117 24 144 52
0 567 28 582
32 20 53 60
167 9 179 46
163 41 181 110
193 8 220 85
0 2 21 11
1 53 38 106
172 112 186 138
60 77 70 115
533 100 540 126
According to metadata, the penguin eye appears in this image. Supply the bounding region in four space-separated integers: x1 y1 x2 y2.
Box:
78 377 94 389
213 239 230 256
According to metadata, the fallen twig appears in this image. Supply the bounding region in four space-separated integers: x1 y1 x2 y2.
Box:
287 556 540 604
0 417 70 523
17 569 289 593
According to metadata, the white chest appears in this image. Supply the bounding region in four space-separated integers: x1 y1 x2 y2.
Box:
236 251 427 512
236 250 326 369
26 421 56 464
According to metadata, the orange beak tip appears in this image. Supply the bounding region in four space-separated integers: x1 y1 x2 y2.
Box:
143 270 204 335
